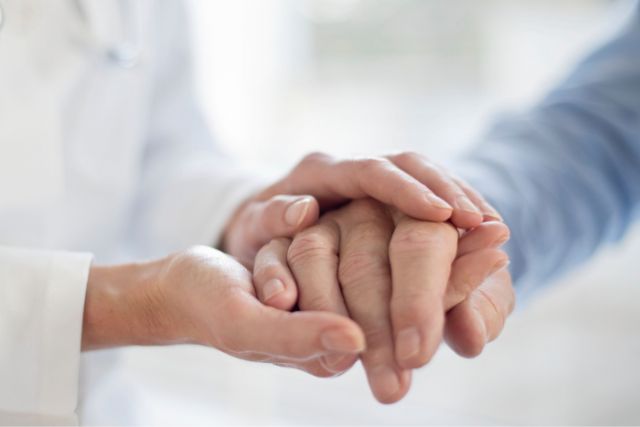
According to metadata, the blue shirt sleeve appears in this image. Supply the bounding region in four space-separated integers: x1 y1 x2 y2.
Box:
457 3 640 298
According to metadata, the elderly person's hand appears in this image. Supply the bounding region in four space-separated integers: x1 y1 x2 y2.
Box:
252 199 514 403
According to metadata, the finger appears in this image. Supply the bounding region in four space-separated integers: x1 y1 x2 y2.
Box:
287 220 346 313
228 195 320 267
457 221 510 256
253 230 363 372
389 219 458 370
334 201 410 404
445 269 515 358
473 269 515 342
264 153 454 223
452 176 503 222
224 295 366 361
246 194 320 253
286 219 359 373
254 238 298 311
388 152 483 229
444 249 509 310
443 298 486 359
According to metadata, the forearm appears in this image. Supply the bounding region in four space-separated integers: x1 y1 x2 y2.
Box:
454 5 640 296
458 95 640 295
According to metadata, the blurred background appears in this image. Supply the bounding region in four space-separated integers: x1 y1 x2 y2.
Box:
81 0 640 424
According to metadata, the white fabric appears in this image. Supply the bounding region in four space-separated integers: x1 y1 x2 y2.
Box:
0 248 91 423
0 0 263 423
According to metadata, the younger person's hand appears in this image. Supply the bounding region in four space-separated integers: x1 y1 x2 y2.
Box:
221 152 501 267
82 246 365 376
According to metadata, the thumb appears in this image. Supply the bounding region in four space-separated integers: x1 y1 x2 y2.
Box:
226 299 366 361
234 195 320 265
258 194 320 238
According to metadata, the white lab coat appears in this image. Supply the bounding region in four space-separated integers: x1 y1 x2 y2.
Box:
0 1 262 423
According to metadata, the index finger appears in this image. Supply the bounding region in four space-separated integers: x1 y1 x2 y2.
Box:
262 153 454 223
388 218 458 369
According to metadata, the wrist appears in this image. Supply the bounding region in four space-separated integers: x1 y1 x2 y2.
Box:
81 259 192 351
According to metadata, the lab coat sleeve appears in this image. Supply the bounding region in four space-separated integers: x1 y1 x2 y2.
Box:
0 246 92 424
455 3 640 298
128 1 267 257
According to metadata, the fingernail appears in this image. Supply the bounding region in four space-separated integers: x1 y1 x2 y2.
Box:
396 327 421 361
321 329 365 353
284 197 312 227
489 258 510 276
484 210 504 222
371 366 400 398
262 278 285 301
456 195 482 215
425 193 452 210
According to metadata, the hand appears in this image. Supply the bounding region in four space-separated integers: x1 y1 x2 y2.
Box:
252 199 514 403
81 246 366 374
221 152 501 266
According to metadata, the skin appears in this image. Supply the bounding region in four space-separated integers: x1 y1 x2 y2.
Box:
81 151 509 392
253 199 515 403
82 246 367 369
221 152 501 267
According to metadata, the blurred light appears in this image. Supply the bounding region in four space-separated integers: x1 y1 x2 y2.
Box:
293 0 363 22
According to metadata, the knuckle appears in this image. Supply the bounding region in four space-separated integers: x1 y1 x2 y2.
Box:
301 151 332 165
287 230 336 265
391 151 424 167
390 222 457 255
356 156 391 174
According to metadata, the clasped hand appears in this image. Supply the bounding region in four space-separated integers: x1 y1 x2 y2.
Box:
252 199 513 402
83 152 514 404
